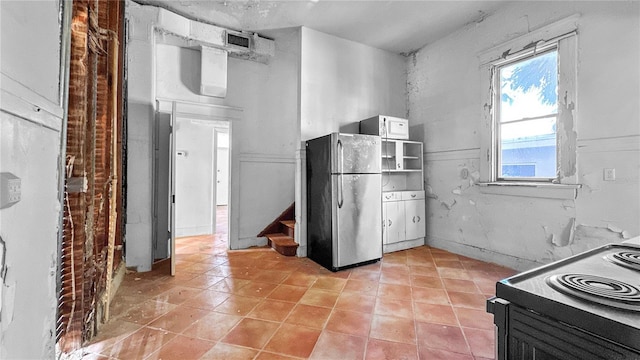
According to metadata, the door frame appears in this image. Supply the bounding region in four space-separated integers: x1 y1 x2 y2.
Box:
157 99 241 275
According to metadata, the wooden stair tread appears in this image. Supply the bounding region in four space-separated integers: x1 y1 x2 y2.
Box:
265 232 298 257
280 220 295 229
265 233 298 246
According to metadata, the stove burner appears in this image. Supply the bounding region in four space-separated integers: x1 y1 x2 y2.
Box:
546 273 640 311
605 250 640 271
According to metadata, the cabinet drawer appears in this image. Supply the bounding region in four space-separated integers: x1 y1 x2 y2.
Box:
382 192 402 202
401 191 425 201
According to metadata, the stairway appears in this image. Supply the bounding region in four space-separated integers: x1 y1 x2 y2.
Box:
257 203 298 256
265 220 298 256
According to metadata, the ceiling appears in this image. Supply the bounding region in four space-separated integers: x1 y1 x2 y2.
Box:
137 0 510 54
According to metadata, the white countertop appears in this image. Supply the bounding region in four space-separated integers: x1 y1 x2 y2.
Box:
622 236 640 245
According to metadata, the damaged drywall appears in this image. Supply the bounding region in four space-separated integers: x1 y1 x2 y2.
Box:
0 237 8 325
0 113 61 360
411 2 639 270
1 1 65 358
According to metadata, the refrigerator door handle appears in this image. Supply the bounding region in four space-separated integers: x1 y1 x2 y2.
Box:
337 139 344 208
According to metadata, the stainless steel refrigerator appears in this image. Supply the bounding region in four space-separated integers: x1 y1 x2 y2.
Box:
306 133 382 272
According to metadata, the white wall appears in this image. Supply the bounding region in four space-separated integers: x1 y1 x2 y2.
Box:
226 28 299 249
300 27 407 140
156 44 222 106
126 3 300 270
0 1 65 358
296 27 407 255
125 3 157 271
407 2 640 270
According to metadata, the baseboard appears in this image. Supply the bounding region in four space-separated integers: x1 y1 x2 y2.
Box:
96 261 127 332
175 226 213 238
384 238 425 254
109 262 127 303
233 236 268 250
296 245 307 258
426 236 541 271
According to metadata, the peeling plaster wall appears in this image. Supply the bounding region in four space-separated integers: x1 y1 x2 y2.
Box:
0 1 63 358
408 2 640 270
126 1 299 270
296 27 407 255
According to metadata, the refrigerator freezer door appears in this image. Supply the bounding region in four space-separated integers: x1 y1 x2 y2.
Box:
331 133 381 174
332 173 382 268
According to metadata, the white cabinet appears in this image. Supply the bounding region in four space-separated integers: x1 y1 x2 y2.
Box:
381 139 423 192
379 139 425 253
404 199 426 240
382 200 402 245
382 191 426 253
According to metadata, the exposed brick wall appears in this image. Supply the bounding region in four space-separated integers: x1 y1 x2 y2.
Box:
58 0 124 352
59 0 90 352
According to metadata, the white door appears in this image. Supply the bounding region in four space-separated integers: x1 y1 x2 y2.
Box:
216 132 229 206
153 111 171 260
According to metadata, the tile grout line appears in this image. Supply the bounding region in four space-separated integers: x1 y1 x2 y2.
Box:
93 231 509 360
407 249 421 360
434 251 474 358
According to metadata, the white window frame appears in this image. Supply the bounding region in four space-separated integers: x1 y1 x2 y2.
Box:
493 45 559 182
477 15 581 199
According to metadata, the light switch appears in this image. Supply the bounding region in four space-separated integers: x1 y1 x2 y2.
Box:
603 168 616 181
1 172 21 209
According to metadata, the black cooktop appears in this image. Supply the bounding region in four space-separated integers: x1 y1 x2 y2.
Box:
496 243 640 351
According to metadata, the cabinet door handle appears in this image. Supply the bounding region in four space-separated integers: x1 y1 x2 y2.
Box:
416 216 421 222
397 162 401 169
411 194 416 198
388 220 392 227
412 216 416 223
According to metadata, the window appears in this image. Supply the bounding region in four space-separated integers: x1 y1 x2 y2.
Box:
495 48 558 181
477 15 580 198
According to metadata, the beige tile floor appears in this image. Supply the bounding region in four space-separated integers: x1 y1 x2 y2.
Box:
81 207 515 359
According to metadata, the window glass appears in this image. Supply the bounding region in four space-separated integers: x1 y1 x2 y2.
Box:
499 51 558 122
500 118 557 178
497 50 558 179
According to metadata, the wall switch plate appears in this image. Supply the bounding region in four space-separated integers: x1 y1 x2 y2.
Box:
603 168 616 181
1 172 21 209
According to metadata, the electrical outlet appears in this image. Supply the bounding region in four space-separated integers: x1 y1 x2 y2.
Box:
603 168 616 181
1 172 21 209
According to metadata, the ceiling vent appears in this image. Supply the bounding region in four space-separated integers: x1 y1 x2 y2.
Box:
225 30 252 50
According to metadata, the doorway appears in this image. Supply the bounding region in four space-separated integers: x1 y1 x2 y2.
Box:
214 130 229 240
174 119 229 239
154 100 239 275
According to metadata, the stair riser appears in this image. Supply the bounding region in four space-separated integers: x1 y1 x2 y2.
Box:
273 244 297 256
265 233 298 257
283 226 294 238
